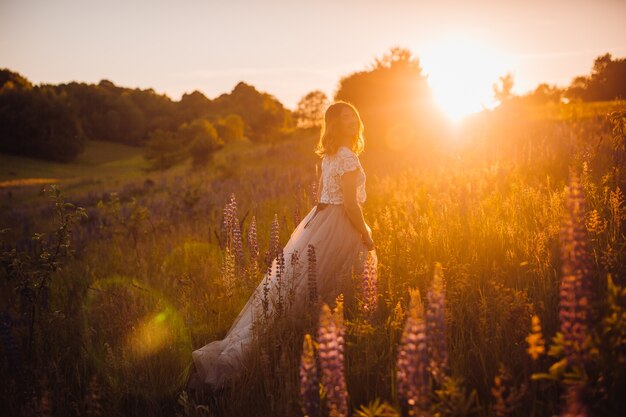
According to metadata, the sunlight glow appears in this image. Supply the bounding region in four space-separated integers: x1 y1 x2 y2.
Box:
419 36 514 122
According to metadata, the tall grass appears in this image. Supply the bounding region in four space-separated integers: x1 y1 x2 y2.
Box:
0 106 624 416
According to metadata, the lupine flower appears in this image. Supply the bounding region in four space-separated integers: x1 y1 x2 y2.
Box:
317 301 348 417
558 171 593 367
396 288 430 416
221 248 236 297
332 294 345 358
299 333 320 417
248 215 259 263
246 216 259 288
276 249 286 319
307 244 318 307
288 250 300 309
390 300 406 331
269 213 280 269
426 262 449 384
232 216 244 272
526 315 545 360
221 194 236 249
262 262 272 320
360 253 378 319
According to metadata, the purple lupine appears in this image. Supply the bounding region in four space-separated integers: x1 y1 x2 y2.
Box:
232 213 244 273
317 302 348 417
265 214 279 267
396 288 430 416
262 262 272 321
288 250 300 309
360 254 378 319
246 216 259 288
248 216 259 263
299 333 320 417
221 196 234 249
426 262 449 384
307 244 318 307
558 171 593 367
276 248 286 319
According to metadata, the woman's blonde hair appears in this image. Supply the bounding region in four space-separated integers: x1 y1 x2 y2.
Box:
314 101 365 157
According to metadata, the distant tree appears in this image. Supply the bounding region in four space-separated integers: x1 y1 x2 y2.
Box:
0 82 84 162
177 90 212 123
527 83 563 104
334 46 441 155
210 81 293 143
0 68 32 90
215 114 246 142
177 118 224 168
493 73 515 105
368 46 420 70
566 53 626 101
57 81 148 145
295 90 328 129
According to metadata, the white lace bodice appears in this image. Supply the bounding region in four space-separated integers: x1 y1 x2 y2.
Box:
319 146 366 204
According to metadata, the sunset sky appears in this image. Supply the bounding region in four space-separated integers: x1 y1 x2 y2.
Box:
2 0 625 118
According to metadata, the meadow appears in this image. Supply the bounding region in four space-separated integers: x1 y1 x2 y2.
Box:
0 101 625 417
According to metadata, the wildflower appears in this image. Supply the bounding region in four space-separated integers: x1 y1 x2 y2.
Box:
299 334 320 417
307 244 318 307
526 315 545 360
558 171 592 367
317 301 348 417
221 247 236 297
360 253 378 319
397 288 430 416
248 216 259 262
232 212 244 271
276 249 286 319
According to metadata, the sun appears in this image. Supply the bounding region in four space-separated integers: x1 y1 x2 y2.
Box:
419 36 514 122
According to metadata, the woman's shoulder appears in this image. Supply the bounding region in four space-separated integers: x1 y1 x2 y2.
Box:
337 146 358 158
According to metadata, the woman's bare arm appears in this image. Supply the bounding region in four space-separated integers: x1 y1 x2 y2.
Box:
340 170 371 239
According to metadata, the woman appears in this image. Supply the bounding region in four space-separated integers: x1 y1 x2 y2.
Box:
188 100 376 393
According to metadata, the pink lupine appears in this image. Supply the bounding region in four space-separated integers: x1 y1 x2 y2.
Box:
559 171 593 366
396 288 430 416
317 302 348 417
307 244 318 307
360 253 378 319
247 215 259 263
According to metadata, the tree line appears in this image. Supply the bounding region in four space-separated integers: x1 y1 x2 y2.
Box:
493 52 626 106
0 70 294 164
1 50 624 165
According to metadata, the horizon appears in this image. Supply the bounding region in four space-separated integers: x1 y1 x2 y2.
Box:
2 0 626 117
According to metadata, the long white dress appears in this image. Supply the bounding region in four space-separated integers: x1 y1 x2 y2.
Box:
189 146 377 390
